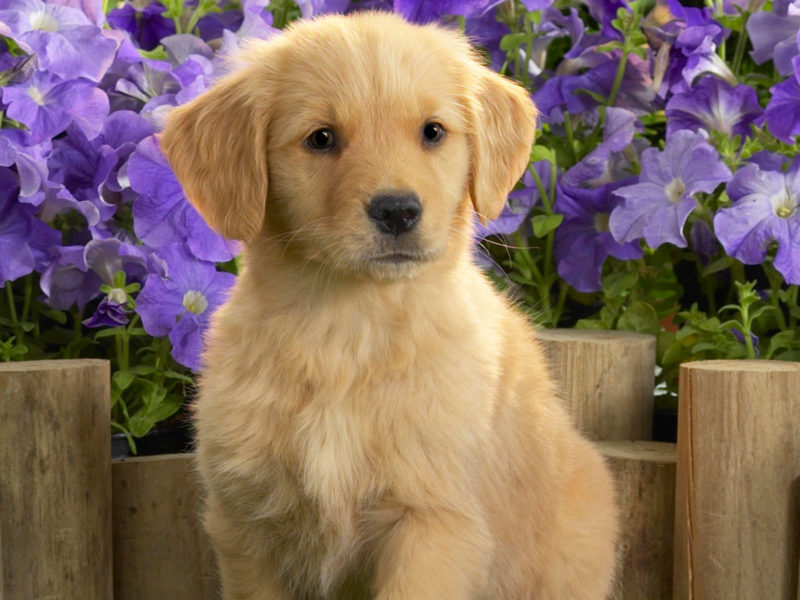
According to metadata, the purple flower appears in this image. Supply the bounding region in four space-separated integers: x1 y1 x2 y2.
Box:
83 296 130 328
39 245 99 310
554 180 643 292
582 0 629 39
2 70 109 143
645 1 734 97
535 50 655 123
136 243 235 370
562 107 639 187
0 130 51 204
393 0 503 23
747 3 800 76
665 76 762 139
297 0 351 18
0 0 118 82
0 168 59 284
761 52 800 143
474 162 553 239
689 219 718 265
128 136 238 262
714 158 800 284
610 130 732 248
107 3 175 51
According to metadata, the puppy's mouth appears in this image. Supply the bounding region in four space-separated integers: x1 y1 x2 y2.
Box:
370 252 425 264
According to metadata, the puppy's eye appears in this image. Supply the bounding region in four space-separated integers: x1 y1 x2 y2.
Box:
306 128 336 151
422 122 446 145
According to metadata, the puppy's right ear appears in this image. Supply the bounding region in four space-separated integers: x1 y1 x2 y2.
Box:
161 70 268 242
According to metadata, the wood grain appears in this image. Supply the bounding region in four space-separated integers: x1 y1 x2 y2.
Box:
674 360 800 600
598 441 677 600
537 329 656 440
0 360 111 600
112 453 219 600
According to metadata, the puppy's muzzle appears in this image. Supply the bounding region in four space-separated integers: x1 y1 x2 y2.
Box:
367 192 422 237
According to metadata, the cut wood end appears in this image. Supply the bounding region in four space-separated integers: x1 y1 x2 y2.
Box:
596 440 677 463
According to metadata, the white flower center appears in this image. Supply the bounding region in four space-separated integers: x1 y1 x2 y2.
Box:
774 188 798 219
594 212 610 233
107 288 126 304
27 86 45 105
665 177 686 204
29 10 59 32
182 290 208 315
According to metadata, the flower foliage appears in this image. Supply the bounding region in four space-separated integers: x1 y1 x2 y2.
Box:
1 0 800 443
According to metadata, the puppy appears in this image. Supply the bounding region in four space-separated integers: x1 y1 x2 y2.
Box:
161 11 618 600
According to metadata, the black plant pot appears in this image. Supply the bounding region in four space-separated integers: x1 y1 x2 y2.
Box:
652 408 678 443
111 421 194 458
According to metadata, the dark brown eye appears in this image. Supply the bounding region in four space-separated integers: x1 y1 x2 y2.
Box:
306 128 336 151
422 122 446 145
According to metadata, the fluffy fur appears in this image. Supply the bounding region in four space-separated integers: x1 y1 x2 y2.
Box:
161 11 618 600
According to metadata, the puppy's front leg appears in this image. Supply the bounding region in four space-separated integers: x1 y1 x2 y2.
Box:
373 509 491 600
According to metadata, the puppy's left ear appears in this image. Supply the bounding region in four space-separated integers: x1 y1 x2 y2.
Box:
468 70 537 224
160 69 269 242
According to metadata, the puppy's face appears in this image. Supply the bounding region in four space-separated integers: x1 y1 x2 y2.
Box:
162 12 536 280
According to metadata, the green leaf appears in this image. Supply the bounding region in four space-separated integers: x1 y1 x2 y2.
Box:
530 145 556 165
531 214 563 238
112 370 135 392
701 256 732 277
602 270 639 299
575 318 607 330
499 32 532 51
765 330 796 359
617 301 659 335
128 414 156 438
40 309 67 325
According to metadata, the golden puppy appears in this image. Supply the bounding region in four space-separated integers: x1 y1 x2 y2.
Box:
161 11 618 600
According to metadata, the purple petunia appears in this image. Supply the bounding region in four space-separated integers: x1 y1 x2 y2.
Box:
554 180 643 292
665 76 762 139
610 129 731 249
136 243 235 370
393 0 503 23
0 167 60 284
2 70 109 143
761 33 800 143
0 0 118 82
714 158 800 284
127 135 238 262
747 0 800 76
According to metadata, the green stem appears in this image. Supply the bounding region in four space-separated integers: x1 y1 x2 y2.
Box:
606 50 629 107
766 267 788 331
562 112 579 164
731 14 750 78
21 276 32 324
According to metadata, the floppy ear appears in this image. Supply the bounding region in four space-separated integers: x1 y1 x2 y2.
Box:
160 69 269 242
468 70 538 224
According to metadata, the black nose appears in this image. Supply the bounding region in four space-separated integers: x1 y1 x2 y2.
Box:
367 193 422 237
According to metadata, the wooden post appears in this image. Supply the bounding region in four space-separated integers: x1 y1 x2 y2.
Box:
0 360 111 600
674 360 800 600
598 441 677 600
537 329 656 440
112 453 219 600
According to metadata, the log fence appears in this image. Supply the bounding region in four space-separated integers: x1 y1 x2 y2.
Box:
1 332 799 599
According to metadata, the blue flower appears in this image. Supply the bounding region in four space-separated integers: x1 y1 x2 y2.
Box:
136 243 235 370
554 180 643 292
714 158 800 284
610 129 732 249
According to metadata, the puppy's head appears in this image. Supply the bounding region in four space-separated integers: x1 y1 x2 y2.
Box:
161 11 536 279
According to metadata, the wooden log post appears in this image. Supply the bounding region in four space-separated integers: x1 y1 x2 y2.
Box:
112 453 219 600
598 441 677 600
674 360 800 600
537 329 656 440
0 360 111 600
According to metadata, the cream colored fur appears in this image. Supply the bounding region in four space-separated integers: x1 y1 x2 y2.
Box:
161 11 618 600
